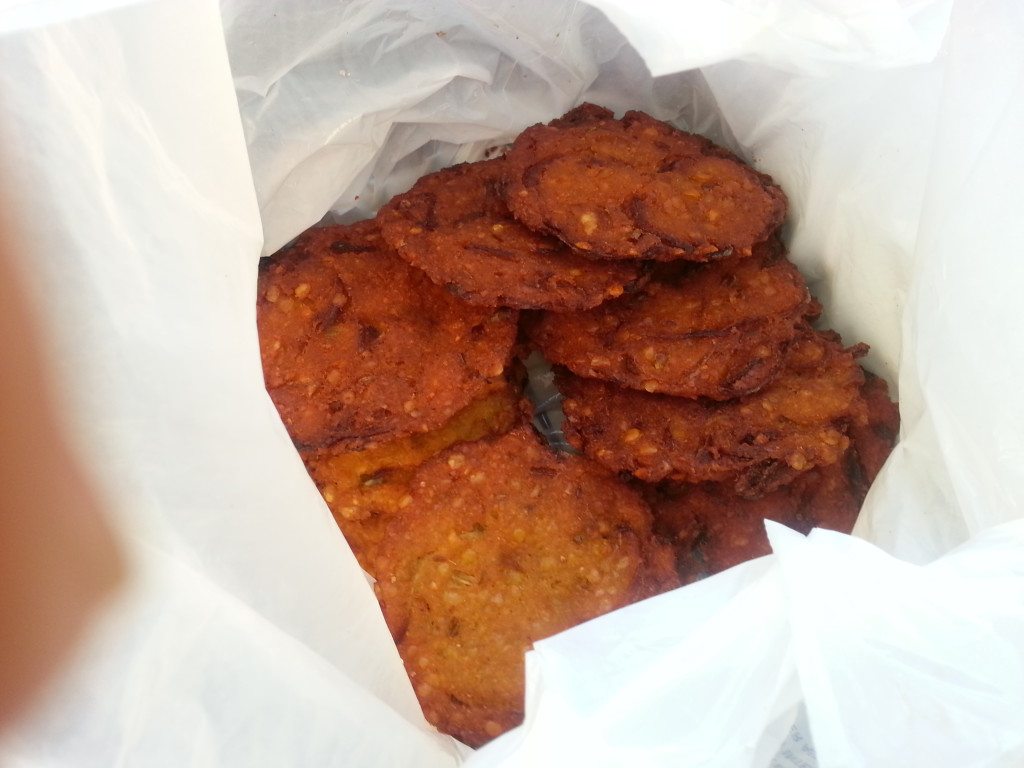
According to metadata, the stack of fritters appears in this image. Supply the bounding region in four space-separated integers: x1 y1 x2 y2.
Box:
257 220 519 574
506 108 898 587
377 157 650 310
255 103 899 747
257 212 678 744
647 372 900 581
556 330 868 494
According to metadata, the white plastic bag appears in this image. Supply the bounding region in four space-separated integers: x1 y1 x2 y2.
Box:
1 0 1022 766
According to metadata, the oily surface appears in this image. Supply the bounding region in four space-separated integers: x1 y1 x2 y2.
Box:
559 330 868 495
302 381 519 575
374 426 676 746
503 104 787 261
378 158 649 310
528 238 812 399
257 221 517 449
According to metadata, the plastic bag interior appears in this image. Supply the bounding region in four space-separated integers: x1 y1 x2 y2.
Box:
0 0 1023 766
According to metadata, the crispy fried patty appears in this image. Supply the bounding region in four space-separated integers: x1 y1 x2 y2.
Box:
503 104 787 261
650 371 898 582
374 425 676 747
849 372 900 484
302 381 518 574
377 158 649 310
527 238 811 399
559 330 868 495
651 457 864 582
257 221 517 449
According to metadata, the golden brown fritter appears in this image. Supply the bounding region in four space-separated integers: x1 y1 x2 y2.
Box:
527 239 812 399
377 158 649 310
302 381 519 575
256 221 517 450
503 104 787 261
559 330 868 496
374 425 677 747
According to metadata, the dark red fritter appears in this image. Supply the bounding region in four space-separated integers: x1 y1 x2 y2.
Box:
559 330 868 495
849 372 900 484
527 238 812 399
650 370 899 583
503 104 787 261
652 455 864 583
374 425 677 747
257 221 517 450
377 158 649 310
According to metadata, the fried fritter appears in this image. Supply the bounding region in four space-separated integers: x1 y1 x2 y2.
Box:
651 370 898 582
849 372 900 484
257 221 517 449
377 158 649 310
527 239 812 399
303 381 519 574
503 104 787 261
374 425 677 747
559 330 868 495
652 454 864 583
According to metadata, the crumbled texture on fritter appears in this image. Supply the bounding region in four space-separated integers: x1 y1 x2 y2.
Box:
302 381 519 575
378 158 650 310
650 370 898 582
528 238 811 399
257 220 517 450
560 330 868 495
374 426 677 746
503 104 787 261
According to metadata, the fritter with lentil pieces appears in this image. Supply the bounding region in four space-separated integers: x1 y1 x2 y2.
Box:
559 330 868 496
302 380 518 575
377 158 649 310
374 425 677 747
527 238 812 399
257 221 517 450
503 104 787 261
